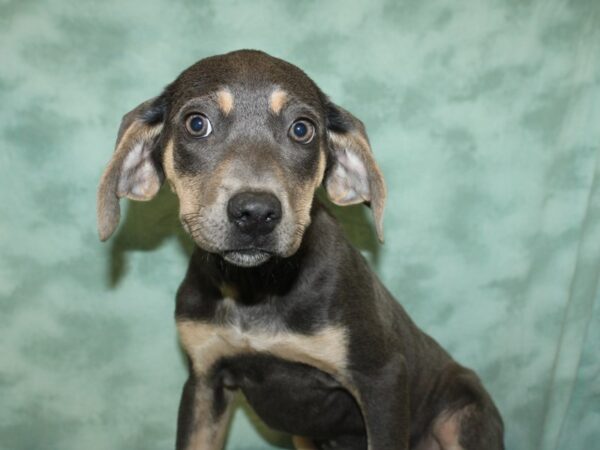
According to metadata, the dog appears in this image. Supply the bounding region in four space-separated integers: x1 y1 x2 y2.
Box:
97 50 504 450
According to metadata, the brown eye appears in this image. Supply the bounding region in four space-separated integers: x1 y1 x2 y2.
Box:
289 119 315 144
185 113 212 137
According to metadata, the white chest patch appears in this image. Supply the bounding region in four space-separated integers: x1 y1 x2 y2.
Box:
177 319 349 378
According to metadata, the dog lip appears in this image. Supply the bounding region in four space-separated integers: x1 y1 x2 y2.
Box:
224 247 273 254
222 249 272 267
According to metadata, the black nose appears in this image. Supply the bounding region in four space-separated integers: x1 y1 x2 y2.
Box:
227 191 282 235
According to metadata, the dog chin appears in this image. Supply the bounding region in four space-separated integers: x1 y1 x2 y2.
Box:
222 250 272 267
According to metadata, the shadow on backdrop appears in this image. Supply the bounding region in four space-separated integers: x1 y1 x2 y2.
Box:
107 187 194 287
315 188 382 268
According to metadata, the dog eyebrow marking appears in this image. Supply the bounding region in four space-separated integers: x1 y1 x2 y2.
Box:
177 320 349 377
216 88 234 115
269 88 288 114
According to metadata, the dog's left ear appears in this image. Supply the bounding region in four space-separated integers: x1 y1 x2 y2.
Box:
324 103 387 242
97 97 166 241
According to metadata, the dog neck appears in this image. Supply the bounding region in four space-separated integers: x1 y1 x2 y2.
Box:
188 200 336 306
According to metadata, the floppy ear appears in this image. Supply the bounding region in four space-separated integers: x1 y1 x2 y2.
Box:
324 103 387 243
97 97 166 241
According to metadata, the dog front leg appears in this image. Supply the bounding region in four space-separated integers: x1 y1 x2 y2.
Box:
352 355 410 450
176 375 234 450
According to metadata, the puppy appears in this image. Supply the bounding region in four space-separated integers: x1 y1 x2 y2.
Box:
98 50 504 450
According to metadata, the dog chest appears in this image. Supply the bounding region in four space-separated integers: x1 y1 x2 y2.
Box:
214 353 366 441
176 319 349 377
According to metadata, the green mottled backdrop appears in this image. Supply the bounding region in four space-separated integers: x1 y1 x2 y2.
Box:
1 0 599 449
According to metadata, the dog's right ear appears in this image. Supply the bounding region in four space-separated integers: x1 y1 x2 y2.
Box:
324 102 387 243
97 97 166 241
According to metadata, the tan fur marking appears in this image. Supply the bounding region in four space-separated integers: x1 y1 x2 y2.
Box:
177 321 348 377
216 89 234 115
432 408 469 450
285 149 327 254
163 140 204 216
163 140 189 210
294 148 325 215
314 148 327 188
162 140 178 194
185 388 234 450
269 89 288 114
292 436 318 450
163 139 177 186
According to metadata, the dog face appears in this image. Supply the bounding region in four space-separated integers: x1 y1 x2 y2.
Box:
98 50 386 267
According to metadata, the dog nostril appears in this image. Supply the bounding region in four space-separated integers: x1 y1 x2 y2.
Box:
227 191 282 235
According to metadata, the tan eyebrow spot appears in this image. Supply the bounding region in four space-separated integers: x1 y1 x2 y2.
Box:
269 89 288 114
216 89 234 115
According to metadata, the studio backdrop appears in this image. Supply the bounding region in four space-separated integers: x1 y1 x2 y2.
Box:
0 0 598 449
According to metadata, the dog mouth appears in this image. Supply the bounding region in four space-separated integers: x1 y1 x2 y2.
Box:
222 249 272 267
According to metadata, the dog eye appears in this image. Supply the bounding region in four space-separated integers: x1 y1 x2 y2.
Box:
289 119 315 144
185 113 212 137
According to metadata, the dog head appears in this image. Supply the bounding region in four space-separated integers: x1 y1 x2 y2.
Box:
97 50 386 267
